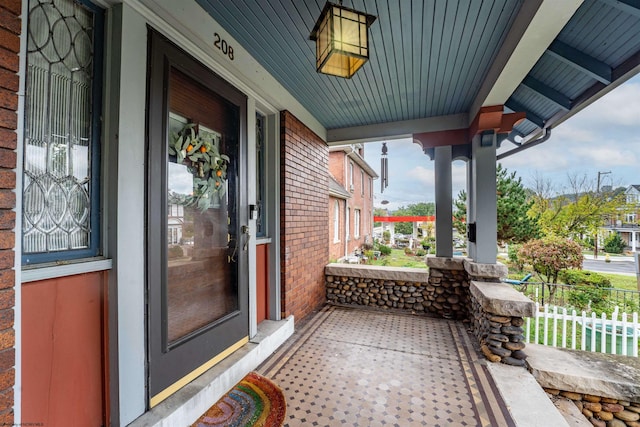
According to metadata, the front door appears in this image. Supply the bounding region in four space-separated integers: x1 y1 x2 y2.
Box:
146 30 249 402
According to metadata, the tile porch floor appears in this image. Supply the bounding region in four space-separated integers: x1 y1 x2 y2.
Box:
258 305 516 427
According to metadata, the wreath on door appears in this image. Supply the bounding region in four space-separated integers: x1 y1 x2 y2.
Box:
168 123 229 211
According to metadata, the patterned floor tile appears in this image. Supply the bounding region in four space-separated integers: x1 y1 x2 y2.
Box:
259 306 515 427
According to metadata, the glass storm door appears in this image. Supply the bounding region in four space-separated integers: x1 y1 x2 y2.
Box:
146 30 248 401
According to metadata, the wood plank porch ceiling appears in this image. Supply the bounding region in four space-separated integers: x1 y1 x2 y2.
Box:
196 0 640 151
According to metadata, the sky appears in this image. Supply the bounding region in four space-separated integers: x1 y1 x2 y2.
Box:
363 74 640 211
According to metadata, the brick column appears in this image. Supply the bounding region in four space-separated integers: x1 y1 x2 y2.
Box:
280 111 329 321
0 0 20 424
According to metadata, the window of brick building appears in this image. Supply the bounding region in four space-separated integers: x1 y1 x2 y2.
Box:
354 209 361 238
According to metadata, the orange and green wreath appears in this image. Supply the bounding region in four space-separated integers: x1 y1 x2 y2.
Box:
169 123 229 211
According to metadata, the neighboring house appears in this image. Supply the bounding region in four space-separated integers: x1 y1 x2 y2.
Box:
328 145 378 260
167 202 185 245
603 185 640 252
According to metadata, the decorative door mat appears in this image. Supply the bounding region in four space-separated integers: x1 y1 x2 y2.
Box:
192 372 286 427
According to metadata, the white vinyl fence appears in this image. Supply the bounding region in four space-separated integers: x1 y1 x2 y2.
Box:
525 303 640 357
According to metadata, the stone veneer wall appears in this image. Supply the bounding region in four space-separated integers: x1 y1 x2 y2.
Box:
426 257 470 320
471 300 528 366
545 389 640 427
325 264 430 313
469 280 535 365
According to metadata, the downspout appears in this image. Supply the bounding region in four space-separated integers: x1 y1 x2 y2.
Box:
344 199 349 258
496 128 551 160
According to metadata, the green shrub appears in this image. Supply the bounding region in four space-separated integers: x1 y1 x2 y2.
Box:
568 285 608 312
382 230 391 243
378 244 392 256
404 247 413 255
507 244 522 269
168 245 183 259
603 232 625 254
558 270 611 288
415 249 426 257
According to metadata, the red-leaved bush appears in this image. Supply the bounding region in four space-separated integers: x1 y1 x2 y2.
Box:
517 237 583 285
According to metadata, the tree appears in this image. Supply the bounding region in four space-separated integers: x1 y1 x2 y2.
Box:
392 202 435 235
453 164 539 244
496 164 540 244
603 232 625 254
530 173 627 244
373 207 388 227
518 237 583 296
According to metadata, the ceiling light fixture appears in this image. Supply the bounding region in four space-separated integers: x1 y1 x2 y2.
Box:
309 1 376 79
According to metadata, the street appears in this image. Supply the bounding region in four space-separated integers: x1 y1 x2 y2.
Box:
583 258 637 276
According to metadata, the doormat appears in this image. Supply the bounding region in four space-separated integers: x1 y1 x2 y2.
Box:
192 372 286 427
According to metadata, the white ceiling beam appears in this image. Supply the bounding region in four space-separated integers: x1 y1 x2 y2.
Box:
469 0 584 122
326 113 469 146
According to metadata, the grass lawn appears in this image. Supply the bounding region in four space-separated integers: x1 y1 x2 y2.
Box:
367 249 428 269
593 272 639 291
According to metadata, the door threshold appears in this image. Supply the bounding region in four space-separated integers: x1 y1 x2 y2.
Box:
128 316 294 427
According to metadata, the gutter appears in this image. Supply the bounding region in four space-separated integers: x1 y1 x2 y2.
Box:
496 127 551 160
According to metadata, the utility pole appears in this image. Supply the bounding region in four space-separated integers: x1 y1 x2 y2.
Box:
594 171 611 259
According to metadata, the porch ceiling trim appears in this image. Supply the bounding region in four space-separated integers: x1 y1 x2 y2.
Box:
326 113 468 146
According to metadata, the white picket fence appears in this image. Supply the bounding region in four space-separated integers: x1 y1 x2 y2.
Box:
525 303 640 357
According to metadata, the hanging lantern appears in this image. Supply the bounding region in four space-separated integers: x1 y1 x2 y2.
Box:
309 2 376 79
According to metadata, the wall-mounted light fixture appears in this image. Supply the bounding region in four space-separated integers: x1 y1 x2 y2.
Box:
309 2 376 79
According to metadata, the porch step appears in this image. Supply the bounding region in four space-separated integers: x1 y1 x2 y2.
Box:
486 362 570 427
128 317 294 427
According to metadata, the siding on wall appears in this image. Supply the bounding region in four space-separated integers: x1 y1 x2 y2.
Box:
280 111 328 321
0 0 19 423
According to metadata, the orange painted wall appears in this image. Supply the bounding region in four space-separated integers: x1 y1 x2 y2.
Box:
22 272 106 427
256 243 269 323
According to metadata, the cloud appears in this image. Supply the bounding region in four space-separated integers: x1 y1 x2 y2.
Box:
573 80 640 128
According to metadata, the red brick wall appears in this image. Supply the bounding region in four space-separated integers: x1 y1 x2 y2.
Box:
328 151 345 184
280 111 328 321
0 0 19 424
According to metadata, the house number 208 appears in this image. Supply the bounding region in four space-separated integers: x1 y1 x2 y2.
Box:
214 32 234 61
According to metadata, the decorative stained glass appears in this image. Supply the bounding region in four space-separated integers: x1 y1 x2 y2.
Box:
23 0 100 259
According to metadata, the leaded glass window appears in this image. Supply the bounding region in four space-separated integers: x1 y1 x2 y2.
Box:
22 0 103 264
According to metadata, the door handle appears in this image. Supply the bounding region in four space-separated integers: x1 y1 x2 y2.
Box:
242 225 251 251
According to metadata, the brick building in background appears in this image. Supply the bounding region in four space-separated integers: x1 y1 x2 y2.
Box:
328 145 377 262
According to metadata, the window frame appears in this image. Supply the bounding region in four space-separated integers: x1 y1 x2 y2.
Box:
354 208 361 239
22 0 105 265
346 206 350 241
333 200 340 243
